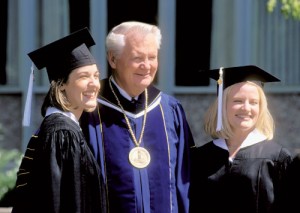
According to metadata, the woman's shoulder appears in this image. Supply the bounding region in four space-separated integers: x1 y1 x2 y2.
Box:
42 113 79 129
292 152 300 160
39 113 82 140
249 141 293 161
191 141 225 156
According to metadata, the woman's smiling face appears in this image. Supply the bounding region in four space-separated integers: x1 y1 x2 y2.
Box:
62 64 100 118
226 82 260 134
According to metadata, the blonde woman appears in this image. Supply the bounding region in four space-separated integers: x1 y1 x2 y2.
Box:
189 66 293 213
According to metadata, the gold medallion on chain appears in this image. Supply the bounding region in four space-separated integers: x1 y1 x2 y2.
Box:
109 76 151 168
129 147 151 168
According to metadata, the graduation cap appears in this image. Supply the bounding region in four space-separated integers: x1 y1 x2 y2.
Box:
23 27 96 127
28 27 96 82
207 65 280 90
206 65 280 131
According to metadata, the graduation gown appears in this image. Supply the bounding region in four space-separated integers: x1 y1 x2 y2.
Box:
286 152 300 212
190 138 292 213
80 78 195 213
12 112 106 213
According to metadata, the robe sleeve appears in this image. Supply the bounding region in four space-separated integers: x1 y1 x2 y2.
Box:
171 100 195 213
286 152 300 212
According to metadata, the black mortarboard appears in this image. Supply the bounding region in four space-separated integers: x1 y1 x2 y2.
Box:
23 27 96 127
205 65 280 131
28 27 96 82
207 65 280 90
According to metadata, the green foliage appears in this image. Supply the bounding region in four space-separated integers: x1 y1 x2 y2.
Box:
0 148 22 201
267 0 300 20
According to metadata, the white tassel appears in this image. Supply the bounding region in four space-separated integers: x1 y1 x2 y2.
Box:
22 63 34 126
216 67 224 131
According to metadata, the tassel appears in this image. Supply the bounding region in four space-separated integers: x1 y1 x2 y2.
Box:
216 67 223 131
22 63 34 126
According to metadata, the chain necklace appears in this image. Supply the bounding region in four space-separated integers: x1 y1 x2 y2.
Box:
109 76 151 168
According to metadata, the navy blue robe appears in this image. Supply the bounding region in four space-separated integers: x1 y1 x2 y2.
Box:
81 78 195 213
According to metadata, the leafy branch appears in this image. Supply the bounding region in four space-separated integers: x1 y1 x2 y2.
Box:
0 148 22 201
267 0 300 20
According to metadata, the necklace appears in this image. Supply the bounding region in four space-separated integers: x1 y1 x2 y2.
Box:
109 76 151 168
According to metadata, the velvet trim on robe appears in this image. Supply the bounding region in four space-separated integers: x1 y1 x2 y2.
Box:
81 78 195 213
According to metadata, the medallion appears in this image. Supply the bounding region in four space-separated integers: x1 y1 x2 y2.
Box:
129 147 151 168
110 77 150 169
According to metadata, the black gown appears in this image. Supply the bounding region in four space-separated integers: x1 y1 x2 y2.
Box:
189 140 292 213
286 152 300 212
12 113 106 213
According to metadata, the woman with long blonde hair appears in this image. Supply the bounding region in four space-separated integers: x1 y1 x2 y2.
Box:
189 65 293 213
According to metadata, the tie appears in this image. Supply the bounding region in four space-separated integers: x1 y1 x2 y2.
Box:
131 97 137 104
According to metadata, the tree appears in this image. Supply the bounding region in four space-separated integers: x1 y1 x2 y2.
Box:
0 148 22 206
267 0 300 20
